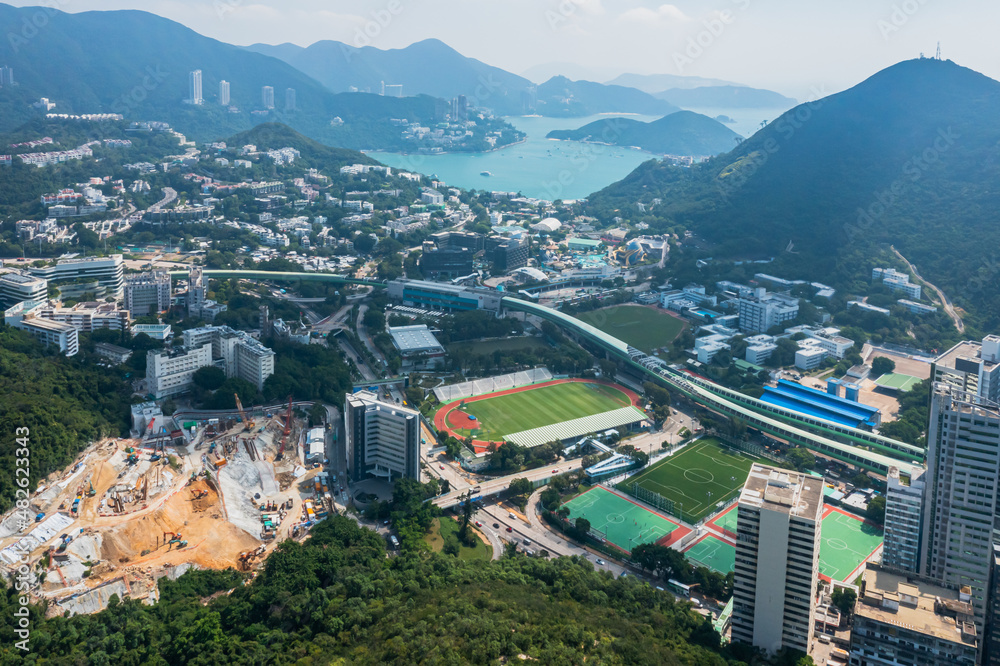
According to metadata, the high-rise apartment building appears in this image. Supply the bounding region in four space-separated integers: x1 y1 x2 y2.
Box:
181 325 275 390
188 70 203 105
881 466 926 574
988 544 1000 666
932 336 1000 404
261 86 274 110
919 383 1000 632
737 288 800 333
344 391 420 483
146 344 213 398
124 270 171 316
732 463 824 656
285 87 296 111
219 80 230 106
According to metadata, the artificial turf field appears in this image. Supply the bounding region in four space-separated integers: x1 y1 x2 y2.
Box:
446 381 632 441
560 486 685 552
619 438 759 523
696 506 883 581
873 372 922 392
577 305 687 353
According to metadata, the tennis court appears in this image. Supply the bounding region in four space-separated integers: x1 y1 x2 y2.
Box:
560 486 685 552
707 504 739 537
619 438 760 523
819 508 884 582
873 372 921 393
683 535 736 575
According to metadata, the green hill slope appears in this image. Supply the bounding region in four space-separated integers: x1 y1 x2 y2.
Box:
585 58 1000 332
547 111 741 156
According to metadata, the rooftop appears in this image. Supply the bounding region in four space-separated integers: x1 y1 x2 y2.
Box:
739 463 823 520
857 564 977 647
388 324 444 353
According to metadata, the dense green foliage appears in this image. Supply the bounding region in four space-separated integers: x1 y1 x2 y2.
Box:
877 379 930 448
0 516 740 664
0 329 129 511
586 59 1000 336
547 111 740 156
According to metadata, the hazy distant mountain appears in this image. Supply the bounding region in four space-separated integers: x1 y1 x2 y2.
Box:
655 85 797 109
546 111 740 156
522 62 627 85
587 58 1000 331
606 73 738 93
249 40 683 118
0 5 486 149
534 76 680 117
247 39 533 114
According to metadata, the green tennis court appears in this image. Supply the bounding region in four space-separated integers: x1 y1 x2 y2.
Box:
709 505 739 535
561 486 682 552
873 372 921 392
683 535 736 575
819 510 884 582
619 438 760 523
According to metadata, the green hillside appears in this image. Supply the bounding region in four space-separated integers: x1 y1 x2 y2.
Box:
547 111 741 156
0 5 516 151
585 58 1000 333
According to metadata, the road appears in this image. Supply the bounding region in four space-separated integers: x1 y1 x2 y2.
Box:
433 460 585 509
892 245 964 333
149 187 177 212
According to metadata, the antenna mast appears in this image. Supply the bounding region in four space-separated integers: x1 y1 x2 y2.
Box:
936 42 941 60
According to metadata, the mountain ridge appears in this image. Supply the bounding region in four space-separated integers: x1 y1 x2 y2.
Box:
546 111 741 156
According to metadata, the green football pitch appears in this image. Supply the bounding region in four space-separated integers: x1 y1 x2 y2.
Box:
577 305 687 353
619 438 760 523
447 381 631 441
819 510 884 582
561 486 681 552
684 535 736 575
698 508 883 582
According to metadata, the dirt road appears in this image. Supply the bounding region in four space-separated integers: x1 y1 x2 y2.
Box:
891 246 964 333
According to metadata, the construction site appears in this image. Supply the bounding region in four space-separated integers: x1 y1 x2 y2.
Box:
0 397 336 616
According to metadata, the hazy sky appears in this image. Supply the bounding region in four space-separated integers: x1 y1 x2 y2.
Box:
11 0 998 98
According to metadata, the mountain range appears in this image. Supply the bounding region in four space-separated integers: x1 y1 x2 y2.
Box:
586 58 1000 332
546 111 741 156
654 85 797 109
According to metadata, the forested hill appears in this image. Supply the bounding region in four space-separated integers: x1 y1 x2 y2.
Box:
585 58 1000 333
1 515 740 664
547 111 741 156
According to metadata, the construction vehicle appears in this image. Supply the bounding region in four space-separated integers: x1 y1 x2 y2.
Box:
150 454 161 462
87 481 96 497
276 395 293 461
191 489 209 500
234 394 254 431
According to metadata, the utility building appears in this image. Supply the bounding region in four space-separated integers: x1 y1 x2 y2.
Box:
344 391 420 483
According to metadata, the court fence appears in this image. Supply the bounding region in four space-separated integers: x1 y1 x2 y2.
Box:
628 482 695 525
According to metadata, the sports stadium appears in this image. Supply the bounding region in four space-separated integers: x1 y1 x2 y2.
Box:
433 369 647 453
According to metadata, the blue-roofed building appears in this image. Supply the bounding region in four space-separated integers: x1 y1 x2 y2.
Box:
760 380 881 430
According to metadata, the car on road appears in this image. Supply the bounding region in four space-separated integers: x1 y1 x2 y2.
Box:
506 526 513 533
596 559 605 566
475 521 481 527
492 523 499 529
523 538 531 545
552 469 558 473
439 465 445 470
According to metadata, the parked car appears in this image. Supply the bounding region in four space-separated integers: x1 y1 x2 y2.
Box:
506 526 513 533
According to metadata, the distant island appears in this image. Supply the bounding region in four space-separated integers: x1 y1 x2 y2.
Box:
655 85 797 109
546 110 741 156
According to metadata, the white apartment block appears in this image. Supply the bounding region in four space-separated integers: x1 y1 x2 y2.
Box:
124 271 171 316
881 466 926 574
182 325 275 390
732 464 824 656
146 343 213 398
873 267 922 300
738 288 799 334
785 325 855 359
919 383 1000 632
37 301 130 332
27 254 125 298
4 300 78 356
344 391 420 483
0 270 48 308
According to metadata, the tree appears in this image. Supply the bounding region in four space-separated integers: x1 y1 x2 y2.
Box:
192 366 226 391
440 479 450 495
785 447 815 472
831 587 858 619
508 477 533 498
871 356 896 377
574 517 591 537
865 495 886 524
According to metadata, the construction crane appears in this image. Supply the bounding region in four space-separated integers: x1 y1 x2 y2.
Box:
234 393 254 431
